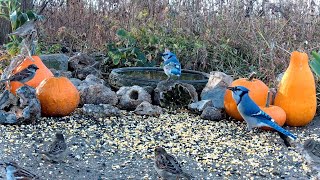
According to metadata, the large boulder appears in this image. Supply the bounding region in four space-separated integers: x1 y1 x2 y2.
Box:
200 71 233 109
78 84 118 107
69 53 101 80
73 74 116 106
134 101 162 116
0 86 41 124
117 86 151 110
188 100 213 115
154 80 198 109
200 106 224 121
40 54 69 71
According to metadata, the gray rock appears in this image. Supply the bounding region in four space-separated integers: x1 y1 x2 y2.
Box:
82 74 109 87
154 80 198 109
15 85 41 124
82 104 120 117
70 78 83 87
142 86 154 95
49 68 73 78
134 101 162 116
188 100 213 114
40 53 69 71
79 84 118 107
0 111 17 124
117 86 151 110
200 106 223 121
0 90 10 109
69 53 101 80
200 71 233 109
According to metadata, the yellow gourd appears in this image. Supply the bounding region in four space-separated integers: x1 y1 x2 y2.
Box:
274 51 316 126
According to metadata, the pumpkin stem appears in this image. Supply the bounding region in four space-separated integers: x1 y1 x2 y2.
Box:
266 90 271 107
248 72 256 81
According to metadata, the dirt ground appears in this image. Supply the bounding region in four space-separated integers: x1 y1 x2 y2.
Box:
0 111 319 179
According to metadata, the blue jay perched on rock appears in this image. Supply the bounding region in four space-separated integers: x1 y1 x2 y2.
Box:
227 86 297 141
161 49 181 81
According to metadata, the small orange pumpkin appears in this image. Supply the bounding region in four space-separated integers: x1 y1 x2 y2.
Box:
36 76 80 117
259 91 286 131
224 72 269 120
9 56 53 94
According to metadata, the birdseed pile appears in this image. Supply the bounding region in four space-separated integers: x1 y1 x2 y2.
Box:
0 110 319 179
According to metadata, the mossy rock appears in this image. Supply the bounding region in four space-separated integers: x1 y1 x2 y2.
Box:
154 80 198 109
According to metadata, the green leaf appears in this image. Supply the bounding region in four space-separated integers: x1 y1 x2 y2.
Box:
310 59 320 77
116 28 128 38
312 51 320 61
113 57 120 65
9 10 17 28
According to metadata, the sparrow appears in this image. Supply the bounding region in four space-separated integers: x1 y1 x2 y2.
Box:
0 64 39 84
9 20 37 60
304 139 320 163
39 133 67 162
154 146 193 180
0 161 39 180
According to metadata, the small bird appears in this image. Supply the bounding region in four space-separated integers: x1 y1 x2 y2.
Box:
161 50 181 81
0 64 39 84
227 86 297 140
0 161 39 180
154 146 193 180
9 20 37 60
9 20 36 37
39 133 67 162
303 139 320 163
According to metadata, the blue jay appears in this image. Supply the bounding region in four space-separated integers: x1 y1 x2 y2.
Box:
227 86 297 140
161 50 181 81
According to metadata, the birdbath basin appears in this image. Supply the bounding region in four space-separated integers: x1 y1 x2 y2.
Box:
108 67 209 93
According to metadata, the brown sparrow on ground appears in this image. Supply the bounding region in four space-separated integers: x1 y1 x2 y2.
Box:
39 133 67 162
154 146 193 180
0 161 39 180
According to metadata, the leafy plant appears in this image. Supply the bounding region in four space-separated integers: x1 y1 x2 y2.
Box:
105 28 156 67
0 0 43 56
310 51 320 77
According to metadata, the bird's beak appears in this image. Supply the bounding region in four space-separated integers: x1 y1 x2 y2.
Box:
227 87 234 91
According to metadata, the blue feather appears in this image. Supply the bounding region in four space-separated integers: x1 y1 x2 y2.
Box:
258 117 297 140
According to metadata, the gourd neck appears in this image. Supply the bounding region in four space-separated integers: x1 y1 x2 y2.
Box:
288 51 309 68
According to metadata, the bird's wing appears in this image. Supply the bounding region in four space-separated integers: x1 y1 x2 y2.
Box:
156 154 182 174
8 163 38 180
9 69 32 81
48 140 66 155
251 110 273 121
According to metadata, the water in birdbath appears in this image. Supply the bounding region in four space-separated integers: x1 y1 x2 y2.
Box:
122 70 207 81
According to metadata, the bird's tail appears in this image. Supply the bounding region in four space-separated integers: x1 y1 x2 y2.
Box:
265 120 297 140
181 172 194 180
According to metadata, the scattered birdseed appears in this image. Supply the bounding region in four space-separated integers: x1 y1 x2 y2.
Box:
0 110 318 179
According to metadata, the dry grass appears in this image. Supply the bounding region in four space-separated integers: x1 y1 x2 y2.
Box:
30 0 320 85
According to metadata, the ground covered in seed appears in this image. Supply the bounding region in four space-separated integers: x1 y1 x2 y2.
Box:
0 110 319 179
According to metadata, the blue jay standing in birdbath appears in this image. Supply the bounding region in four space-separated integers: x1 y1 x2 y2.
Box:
161 49 181 81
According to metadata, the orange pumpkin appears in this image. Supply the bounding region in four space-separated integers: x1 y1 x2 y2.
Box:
224 72 269 120
259 91 286 130
274 51 317 126
9 56 53 94
36 76 80 117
